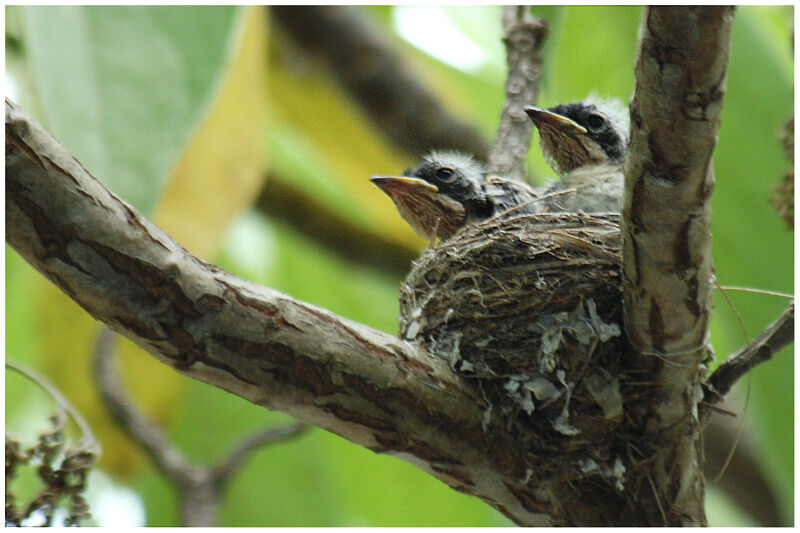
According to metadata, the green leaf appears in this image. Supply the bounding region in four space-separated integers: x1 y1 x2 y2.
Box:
710 8 793 522
539 5 640 103
17 5 240 214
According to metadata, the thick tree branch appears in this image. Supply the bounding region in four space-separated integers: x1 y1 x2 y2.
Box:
5 98 550 526
624 6 733 358
271 5 489 159
487 6 548 183
621 6 735 526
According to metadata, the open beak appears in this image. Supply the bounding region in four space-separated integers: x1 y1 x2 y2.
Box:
370 175 439 195
525 106 588 135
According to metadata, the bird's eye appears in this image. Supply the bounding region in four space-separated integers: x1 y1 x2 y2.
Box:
435 167 457 182
585 113 606 130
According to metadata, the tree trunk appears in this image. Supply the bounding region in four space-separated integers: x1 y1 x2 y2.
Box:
5 6 738 526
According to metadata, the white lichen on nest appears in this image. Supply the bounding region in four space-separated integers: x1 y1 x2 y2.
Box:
399 211 627 478
399 213 623 484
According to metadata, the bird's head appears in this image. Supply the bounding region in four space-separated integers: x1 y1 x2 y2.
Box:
525 97 628 175
371 151 492 242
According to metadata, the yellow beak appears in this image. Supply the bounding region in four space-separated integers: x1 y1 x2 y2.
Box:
370 175 439 193
524 106 588 135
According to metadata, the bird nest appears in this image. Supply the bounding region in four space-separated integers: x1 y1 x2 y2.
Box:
400 212 627 472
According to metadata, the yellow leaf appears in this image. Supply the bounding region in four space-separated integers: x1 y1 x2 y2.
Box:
35 6 271 476
154 5 269 258
268 26 428 249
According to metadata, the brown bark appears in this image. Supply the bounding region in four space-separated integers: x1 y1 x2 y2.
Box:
487 6 548 183
5 98 550 526
621 6 736 526
706 302 794 399
8 6 777 527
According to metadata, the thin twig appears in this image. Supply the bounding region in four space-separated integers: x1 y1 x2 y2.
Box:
213 422 308 480
703 414 784 526
6 360 98 453
706 302 794 399
709 279 750 486
716 285 794 299
647 474 667 526
92 327 308 526
494 188 578 219
488 6 548 183
712 371 750 484
93 328 189 480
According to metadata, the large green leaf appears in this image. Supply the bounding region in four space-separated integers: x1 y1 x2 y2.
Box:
17 5 239 214
710 6 794 522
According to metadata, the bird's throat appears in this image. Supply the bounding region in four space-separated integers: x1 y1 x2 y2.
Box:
391 189 466 242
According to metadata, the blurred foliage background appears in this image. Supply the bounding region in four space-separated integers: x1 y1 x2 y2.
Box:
4 5 793 526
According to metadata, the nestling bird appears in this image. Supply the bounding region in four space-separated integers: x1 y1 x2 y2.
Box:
371 152 542 242
371 99 628 241
525 97 628 213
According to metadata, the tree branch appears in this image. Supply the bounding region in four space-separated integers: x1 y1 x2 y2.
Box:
698 302 794 526
5 97 549 526
212 422 308 482
487 6 548 183
707 302 794 399
92 327 307 526
624 5 733 359
4 7 771 526
621 6 736 526
92 328 189 480
255 173 418 278
271 6 489 159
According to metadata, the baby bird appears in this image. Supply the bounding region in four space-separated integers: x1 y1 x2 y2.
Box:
525 97 628 213
371 151 542 242
372 98 628 241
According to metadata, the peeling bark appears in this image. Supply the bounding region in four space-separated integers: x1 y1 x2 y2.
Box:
6 6 761 527
621 6 736 526
5 98 549 526
487 6 548 183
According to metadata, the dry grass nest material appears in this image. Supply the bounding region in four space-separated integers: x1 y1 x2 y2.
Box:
400 212 628 471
